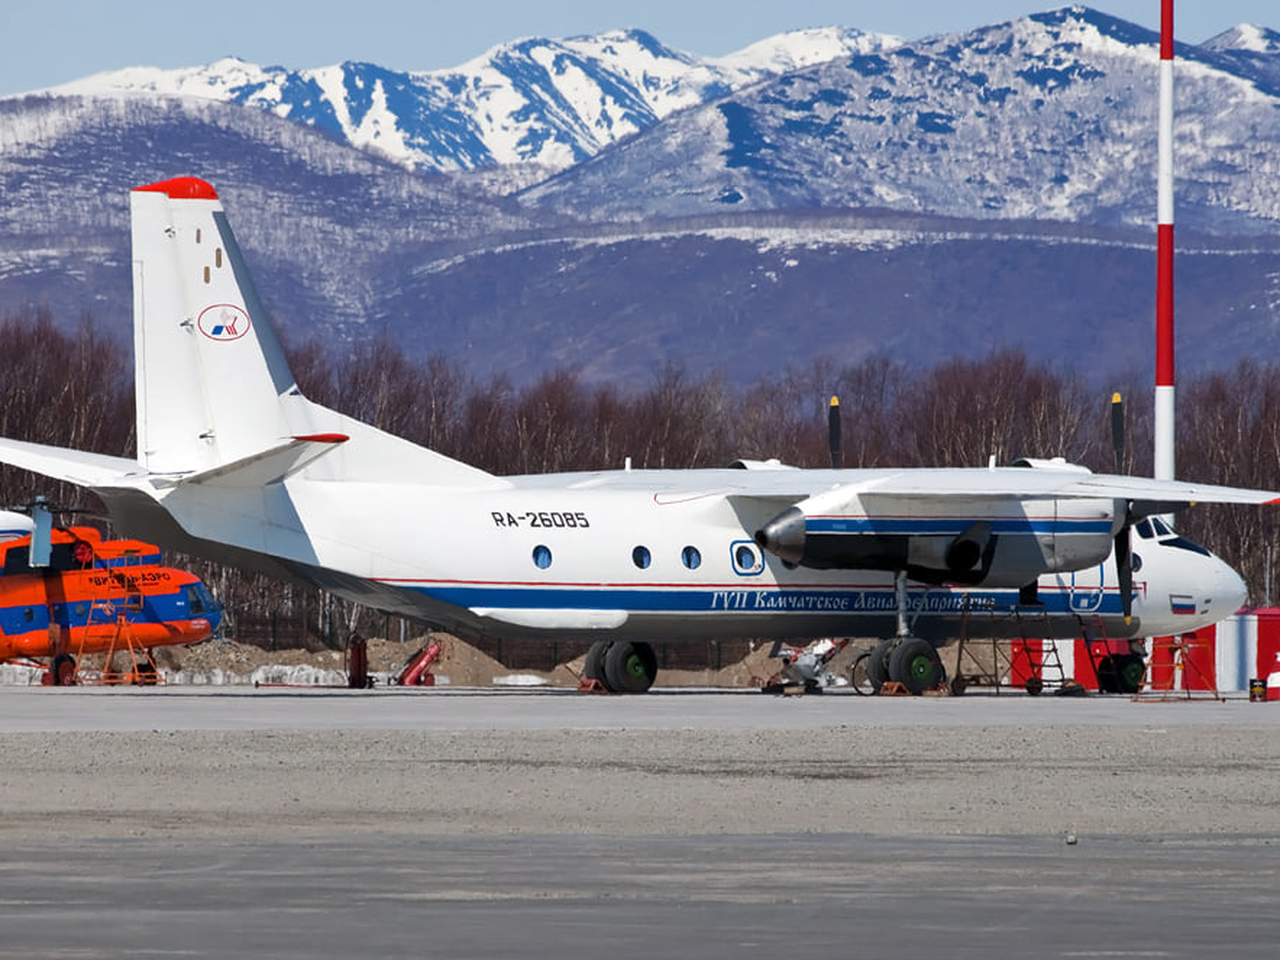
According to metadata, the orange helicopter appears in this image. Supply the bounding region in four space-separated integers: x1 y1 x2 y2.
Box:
0 505 221 684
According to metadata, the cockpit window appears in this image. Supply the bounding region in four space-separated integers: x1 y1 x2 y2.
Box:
185 585 206 616
1162 536 1212 557
1151 517 1174 538
1135 519 1154 539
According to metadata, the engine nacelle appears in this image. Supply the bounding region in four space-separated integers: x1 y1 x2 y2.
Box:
754 490 1120 587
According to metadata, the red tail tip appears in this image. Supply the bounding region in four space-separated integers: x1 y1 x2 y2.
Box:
293 434 350 444
133 177 219 200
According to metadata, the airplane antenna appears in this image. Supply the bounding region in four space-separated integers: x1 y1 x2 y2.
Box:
1154 0 1175 482
828 396 842 469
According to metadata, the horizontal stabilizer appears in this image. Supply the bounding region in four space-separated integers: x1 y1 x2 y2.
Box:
179 434 349 488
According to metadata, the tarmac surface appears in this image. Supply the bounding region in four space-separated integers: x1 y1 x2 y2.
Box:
2 687 1279 958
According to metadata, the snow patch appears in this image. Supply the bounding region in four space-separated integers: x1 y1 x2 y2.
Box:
492 674 549 687
0 663 43 686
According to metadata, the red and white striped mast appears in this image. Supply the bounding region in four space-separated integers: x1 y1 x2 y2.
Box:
1155 0 1176 481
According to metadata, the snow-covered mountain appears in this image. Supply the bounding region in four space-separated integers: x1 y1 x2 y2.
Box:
1199 22 1280 90
521 7 1280 233
39 27 898 173
1203 23 1280 54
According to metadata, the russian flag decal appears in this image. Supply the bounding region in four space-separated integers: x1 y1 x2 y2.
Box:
1169 595 1197 615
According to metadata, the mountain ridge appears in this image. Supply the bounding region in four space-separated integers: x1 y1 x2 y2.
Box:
1 6 1278 389
33 27 899 174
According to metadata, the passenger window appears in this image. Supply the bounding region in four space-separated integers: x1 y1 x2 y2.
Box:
632 546 651 569
731 541 763 575
681 546 701 570
532 545 552 569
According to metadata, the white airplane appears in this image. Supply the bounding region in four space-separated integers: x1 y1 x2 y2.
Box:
0 177 1275 694
0 510 35 543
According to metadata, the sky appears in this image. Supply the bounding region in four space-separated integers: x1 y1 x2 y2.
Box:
3 1 1276 98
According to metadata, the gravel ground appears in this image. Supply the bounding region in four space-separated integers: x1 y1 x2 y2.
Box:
3 720 1278 841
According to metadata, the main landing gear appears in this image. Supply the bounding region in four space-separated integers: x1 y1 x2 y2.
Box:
582 640 658 694
864 571 946 696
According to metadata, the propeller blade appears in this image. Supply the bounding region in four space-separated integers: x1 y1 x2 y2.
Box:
1110 391 1125 475
828 395 842 469
1115 524 1133 624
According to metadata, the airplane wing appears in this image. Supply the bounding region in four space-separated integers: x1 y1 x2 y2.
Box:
0 438 144 488
723 466 1280 508
1053 472 1280 508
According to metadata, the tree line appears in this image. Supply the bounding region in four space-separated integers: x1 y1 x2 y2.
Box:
1 307 1277 647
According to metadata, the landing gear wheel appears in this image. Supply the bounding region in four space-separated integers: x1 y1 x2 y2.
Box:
867 638 894 693
1095 655 1122 694
850 652 876 696
1024 676 1044 697
887 638 944 695
133 661 159 686
584 641 613 690
603 641 658 694
50 653 76 687
1117 654 1146 694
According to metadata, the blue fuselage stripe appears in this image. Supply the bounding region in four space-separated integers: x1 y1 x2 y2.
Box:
391 583 1126 618
804 518 1113 535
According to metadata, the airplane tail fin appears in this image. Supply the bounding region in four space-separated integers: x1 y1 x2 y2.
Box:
129 178 493 486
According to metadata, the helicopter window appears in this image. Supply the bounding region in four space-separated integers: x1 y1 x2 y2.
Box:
3 546 30 575
185 585 206 617
681 546 701 570
22 607 34 622
532 545 552 570
1135 519 1154 539
632 546 651 569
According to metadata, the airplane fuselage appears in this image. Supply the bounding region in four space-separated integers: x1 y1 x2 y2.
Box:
134 467 1243 647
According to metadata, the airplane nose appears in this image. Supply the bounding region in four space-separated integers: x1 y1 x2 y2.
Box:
1210 557 1248 618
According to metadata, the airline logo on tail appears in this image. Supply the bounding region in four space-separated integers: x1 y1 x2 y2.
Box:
198 304 250 341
